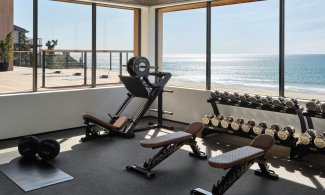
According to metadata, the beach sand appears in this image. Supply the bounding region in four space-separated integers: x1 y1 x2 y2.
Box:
0 66 323 101
167 79 325 101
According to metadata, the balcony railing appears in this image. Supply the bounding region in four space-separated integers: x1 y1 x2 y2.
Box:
13 49 133 89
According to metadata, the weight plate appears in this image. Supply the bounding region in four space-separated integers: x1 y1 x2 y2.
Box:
133 57 150 77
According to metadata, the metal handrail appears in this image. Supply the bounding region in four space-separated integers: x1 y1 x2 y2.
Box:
13 49 134 88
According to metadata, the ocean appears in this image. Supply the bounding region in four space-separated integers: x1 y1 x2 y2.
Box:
96 53 325 97
163 54 325 95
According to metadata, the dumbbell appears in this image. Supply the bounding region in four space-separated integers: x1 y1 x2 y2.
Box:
252 121 268 135
229 92 240 104
265 123 281 137
220 116 234 129
214 90 220 98
18 136 60 161
239 93 250 106
231 118 245 131
314 132 325 149
321 103 325 114
201 113 214 125
273 97 285 110
211 91 219 101
241 119 256 133
299 129 316 146
277 125 295 141
248 95 258 107
261 96 273 109
285 98 300 111
211 114 224 127
306 99 321 112
219 91 231 103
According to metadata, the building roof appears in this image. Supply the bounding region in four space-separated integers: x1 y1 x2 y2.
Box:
14 25 29 33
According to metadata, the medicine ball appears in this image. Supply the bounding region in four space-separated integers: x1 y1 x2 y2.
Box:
38 138 60 161
18 136 40 159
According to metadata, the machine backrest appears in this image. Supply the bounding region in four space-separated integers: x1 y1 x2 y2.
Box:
119 76 149 98
250 134 274 153
184 122 205 137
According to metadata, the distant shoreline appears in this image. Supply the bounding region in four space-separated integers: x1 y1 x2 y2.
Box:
168 80 325 101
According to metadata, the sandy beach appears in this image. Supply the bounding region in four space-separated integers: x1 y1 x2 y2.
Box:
167 80 325 101
0 66 323 101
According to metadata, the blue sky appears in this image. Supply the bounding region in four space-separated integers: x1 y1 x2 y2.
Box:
14 0 325 54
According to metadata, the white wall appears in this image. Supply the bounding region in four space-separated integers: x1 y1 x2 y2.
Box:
0 87 145 139
159 87 325 135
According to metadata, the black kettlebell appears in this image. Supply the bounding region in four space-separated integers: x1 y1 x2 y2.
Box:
38 138 60 161
18 136 40 159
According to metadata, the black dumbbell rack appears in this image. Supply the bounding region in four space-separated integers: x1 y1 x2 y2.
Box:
202 93 314 160
290 111 325 159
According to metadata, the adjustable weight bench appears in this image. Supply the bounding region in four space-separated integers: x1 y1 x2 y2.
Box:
191 134 279 195
81 114 129 141
126 122 207 178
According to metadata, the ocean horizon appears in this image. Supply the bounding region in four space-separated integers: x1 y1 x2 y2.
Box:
95 53 325 96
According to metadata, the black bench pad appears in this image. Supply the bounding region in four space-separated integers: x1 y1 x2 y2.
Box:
140 131 193 148
208 146 264 169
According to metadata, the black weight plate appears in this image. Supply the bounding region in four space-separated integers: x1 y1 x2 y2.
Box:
133 57 150 77
38 139 60 161
18 136 40 159
127 57 138 76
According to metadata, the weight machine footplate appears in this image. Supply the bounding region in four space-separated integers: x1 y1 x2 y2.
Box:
189 151 208 160
254 169 279 180
191 188 213 195
80 130 111 142
125 164 155 178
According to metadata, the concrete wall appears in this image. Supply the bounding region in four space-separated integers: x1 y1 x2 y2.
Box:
0 87 145 139
160 87 325 135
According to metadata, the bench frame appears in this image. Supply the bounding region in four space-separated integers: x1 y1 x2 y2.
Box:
126 138 207 178
191 155 278 195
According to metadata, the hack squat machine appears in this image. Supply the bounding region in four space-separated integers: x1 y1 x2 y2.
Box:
80 57 172 142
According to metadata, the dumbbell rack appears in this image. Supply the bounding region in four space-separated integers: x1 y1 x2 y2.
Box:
202 94 311 160
290 111 325 159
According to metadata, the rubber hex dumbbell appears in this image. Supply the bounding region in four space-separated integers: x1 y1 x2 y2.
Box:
220 116 234 129
241 119 256 134
253 121 268 135
277 125 295 141
265 123 281 137
202 113 214 126
314 132 325 149
299 129 316 146
231 118 245 131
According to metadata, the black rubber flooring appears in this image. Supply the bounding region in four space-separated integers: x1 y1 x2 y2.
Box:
0 119 324 195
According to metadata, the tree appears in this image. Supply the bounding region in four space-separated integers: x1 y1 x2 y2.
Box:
45 40 58 68
17 32 32 51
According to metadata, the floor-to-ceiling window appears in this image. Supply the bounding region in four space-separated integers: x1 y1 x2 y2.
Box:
285 0 325 100
211 0 279 96
162 7 206 89
0 0 136 95
38 1 92 89
96 6 134 85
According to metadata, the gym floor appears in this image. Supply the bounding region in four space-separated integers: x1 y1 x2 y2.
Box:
0 118 324 195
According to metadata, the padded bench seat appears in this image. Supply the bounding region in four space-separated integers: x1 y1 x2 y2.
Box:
82 114 128 130
208 146 264 169
140 131 193 148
